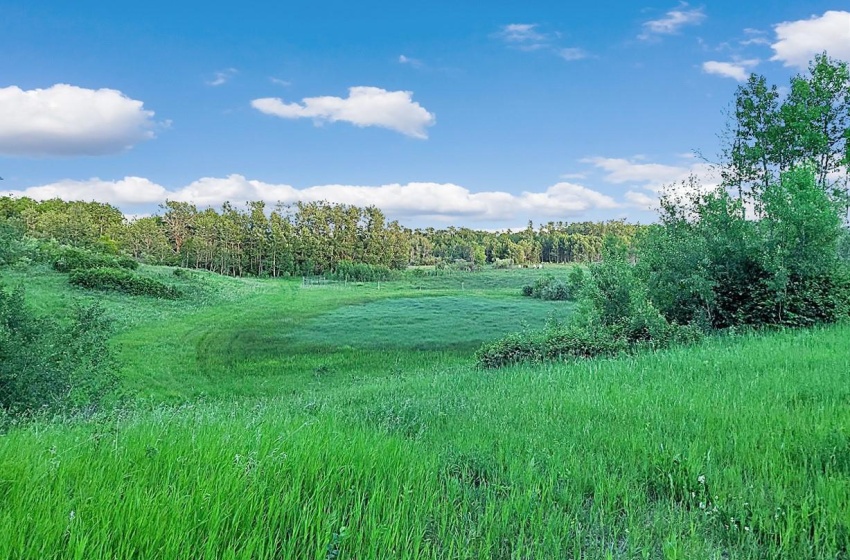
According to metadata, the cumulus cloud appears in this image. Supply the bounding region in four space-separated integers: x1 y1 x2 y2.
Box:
639 3 706 40
206 68 238 86
702 59 759 81
771 11 850 69
8 177 168 205
251 86 436 139
7 175 621 223
0 84 158 156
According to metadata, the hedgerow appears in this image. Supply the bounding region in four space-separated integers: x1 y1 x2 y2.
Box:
70 267 181 299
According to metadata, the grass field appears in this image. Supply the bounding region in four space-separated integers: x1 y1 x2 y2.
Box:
2 264 849 558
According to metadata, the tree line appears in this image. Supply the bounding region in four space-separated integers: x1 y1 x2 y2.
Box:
0 196 642 277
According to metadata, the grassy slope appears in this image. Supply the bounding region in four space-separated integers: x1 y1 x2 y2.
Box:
2 265 849 559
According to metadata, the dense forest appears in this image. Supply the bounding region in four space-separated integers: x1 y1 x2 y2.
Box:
0 196 641 277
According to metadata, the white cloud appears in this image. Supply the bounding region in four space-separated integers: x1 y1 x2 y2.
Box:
398 55 423 68
8 177 168 205
496 24 590 61
771 11 850 69
8 175 621 222
624 190 657 209
269 77 292 87
702 59 759 81
0 84 158 156
557 48 589 61
206 68 238 86
251 86 436 139
497 24 549 50
639 3 706 40
582 155 718 208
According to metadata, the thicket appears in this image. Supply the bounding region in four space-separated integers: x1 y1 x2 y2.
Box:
521 268 585 301
0 284 119 415
480 53 850 368
52 245 138 273
324 260 397 282
70 267 182 299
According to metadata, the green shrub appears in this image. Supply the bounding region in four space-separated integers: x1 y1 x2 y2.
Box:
0 284 119 414
70 267 181 299
493 258 513 269
325 260 397 282
52 246 138 273
539 278 569 301
521 284 534 297
476 316 702 369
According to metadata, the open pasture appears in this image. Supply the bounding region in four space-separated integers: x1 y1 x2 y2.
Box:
2 265 849 559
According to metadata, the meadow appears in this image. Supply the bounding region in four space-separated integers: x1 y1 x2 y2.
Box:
2 264 849 559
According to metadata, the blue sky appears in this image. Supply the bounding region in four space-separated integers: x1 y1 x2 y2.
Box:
1 1 848 228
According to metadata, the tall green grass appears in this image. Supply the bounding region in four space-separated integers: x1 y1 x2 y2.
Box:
3 325 849 558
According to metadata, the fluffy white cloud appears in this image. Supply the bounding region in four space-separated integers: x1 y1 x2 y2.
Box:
0 84 157 156
639 3 706 40
771 11 850 69
702 59 759 81
8 175 620 222
251 86 435 139
9 177 168 205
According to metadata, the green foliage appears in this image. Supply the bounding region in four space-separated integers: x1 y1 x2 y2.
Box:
489 256 703 368
521 273 576 301
325 260 397 282
53 246 138 273
0 284 118 414
492 258 513 269
70 267 182 299
0 218 26 265
643 167 850 329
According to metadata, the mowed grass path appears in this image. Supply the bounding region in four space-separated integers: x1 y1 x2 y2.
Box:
5 265 570 400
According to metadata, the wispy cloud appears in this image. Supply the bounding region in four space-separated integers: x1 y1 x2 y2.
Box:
269 77 292 87
639 3 706 41
206 68 238 86
496 24 590 62
557 48 589 61
497 24 550 50
398 54 424 68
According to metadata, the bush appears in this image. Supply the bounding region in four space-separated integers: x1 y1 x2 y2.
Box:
325 260 397 282
539 278 569 301
493 258 513 269
476 318 701 369
521 284 534 297
70 267 181 299
0 284 119 414
53 246 138 273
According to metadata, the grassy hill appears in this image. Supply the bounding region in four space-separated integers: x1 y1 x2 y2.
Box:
2 264 849 559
